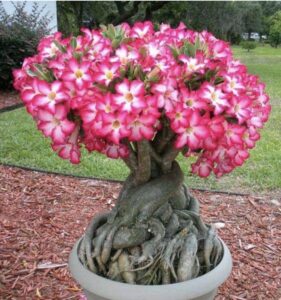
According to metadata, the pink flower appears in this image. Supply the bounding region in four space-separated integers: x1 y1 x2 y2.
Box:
13 69 27 90
128 114 156 141
37 105 75 143
199 83 229 115
93 61 120 86
227 147 249 166
113 45 139 65
224 124 245 146
37 32 63 59
174 111 209 149
104 143 129 159
33 80 67 112
179 55 205 76
52 125 81 164
166 104 189 131
210 40 232 60
114 79 146 112
96 92 118 114
99 112 130 144
131 21 154 38
61 58 92 89
152 78 179 111
192 158 213 178
227 96 251 124
180 88 208 111
223 75 245 96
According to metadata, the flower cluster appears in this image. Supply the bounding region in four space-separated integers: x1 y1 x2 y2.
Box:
13 22 270 177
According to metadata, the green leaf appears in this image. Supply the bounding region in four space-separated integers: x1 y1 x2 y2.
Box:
182 41 196 57
53 40 67 53
194 36 200 50
26 69 37 77
214 77 224 85
107 24 116 40
70 37 77 49
168 46 180 59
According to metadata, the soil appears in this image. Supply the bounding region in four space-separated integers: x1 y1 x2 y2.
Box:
0 165 280 300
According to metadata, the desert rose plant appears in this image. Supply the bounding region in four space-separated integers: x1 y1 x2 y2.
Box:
14 22 270 284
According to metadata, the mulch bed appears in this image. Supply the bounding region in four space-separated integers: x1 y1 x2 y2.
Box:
0 165 280 300
0 91 22 110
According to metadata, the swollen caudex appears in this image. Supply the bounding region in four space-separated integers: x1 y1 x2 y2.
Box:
78 162 223 284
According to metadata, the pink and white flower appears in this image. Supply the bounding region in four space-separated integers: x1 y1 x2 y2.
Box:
37 105 75 143
174 111 209 149
114 79 146 112
33 80 67 112
128 114 156 141
99 112 130 144
61 58 92 89
152 78 179 111
199 83 229 115
93 61 120 86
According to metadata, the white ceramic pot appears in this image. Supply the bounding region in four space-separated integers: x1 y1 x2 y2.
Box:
69 238 232 300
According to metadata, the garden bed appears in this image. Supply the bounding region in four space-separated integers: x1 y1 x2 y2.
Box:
0 165 280 299
0 91 22 111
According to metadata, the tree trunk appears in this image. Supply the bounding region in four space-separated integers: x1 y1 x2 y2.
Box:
78 160 223 284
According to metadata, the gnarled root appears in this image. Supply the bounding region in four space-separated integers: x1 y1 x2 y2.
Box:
78 163 223 284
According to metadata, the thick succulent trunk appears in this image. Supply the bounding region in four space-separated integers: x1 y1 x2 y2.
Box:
78 161 223 285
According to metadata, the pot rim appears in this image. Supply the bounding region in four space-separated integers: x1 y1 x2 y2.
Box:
69 237 232 300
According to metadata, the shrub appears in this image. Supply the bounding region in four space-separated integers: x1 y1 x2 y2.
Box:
0 1 52 89
241 41 257 52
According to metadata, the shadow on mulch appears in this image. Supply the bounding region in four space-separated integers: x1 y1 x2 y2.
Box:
0 165 280 300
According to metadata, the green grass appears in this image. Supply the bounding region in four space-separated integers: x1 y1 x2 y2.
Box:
1 44 281 192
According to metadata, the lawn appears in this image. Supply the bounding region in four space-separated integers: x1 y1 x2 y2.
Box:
1 45 281 193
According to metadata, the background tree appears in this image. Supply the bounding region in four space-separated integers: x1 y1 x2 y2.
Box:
269 10 281 47
0 1 52 89
242 2 263 40
57 1 281 46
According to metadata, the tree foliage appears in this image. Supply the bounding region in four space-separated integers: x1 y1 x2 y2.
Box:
269 10 281 47
57 1 281 45
0 1 52 89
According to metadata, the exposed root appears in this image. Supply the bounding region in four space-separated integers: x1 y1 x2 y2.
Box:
118 251 136 284
81 212 111 272
204 226 216 272
78 167 223 284
111 249 122 262
177 233 198 282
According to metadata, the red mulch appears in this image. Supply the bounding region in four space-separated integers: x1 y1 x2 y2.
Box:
0 91 21 110
0 166 280 300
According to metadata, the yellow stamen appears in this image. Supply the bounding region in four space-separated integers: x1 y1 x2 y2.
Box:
48 91 56 101
186 127 193 134
175 112 181 119
211 92 217 101
105 71 114 80
112 120 120 129
105 105 111 113
125 92 133 102
52 118 60 126
133 120 141 127
75 69 83 79
185 99 193 106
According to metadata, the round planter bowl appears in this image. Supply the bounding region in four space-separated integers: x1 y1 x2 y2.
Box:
69 238 232 300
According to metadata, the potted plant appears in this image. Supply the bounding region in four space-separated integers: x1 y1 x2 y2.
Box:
13 22 270 300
